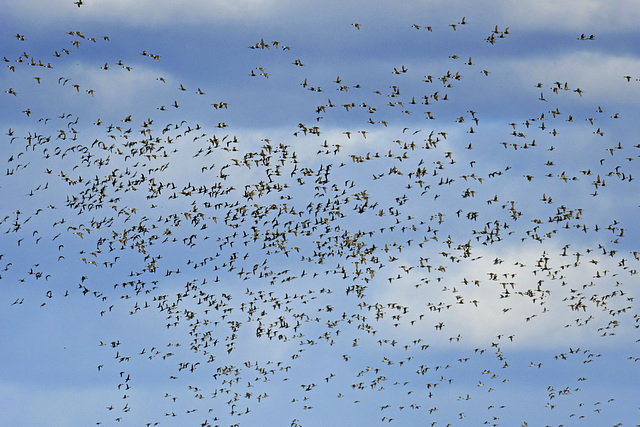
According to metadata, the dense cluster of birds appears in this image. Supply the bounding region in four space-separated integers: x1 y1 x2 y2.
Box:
2 13 640 427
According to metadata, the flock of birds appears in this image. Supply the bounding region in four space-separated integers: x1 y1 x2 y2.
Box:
2 12 640 427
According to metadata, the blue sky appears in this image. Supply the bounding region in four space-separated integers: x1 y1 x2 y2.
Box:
2 0 640 426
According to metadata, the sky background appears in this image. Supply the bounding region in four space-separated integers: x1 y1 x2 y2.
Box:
2 0 640 426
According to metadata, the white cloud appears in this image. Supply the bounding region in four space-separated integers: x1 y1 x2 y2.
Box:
372 240 637 349
505 51 640 104
57 61 175 113
9 0 640 31
10 0 291 26
494 0 640 31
